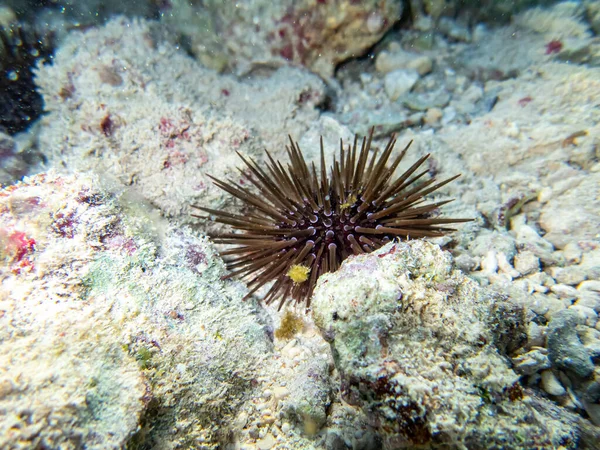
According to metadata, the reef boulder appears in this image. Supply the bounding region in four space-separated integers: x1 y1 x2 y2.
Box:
162 0 403 77
312 240 587 449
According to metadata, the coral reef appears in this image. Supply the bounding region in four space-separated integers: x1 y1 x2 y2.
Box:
162 0 403 78
0 171 271 448
311 240 591 448
35 17 325 222
1 1 599 448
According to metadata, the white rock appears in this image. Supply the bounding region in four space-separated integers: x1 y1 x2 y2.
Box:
568 304 598 327
550 284 578 299
441 106 457 125
514 251 540 276
578 280 600 292
574 292 600 313
256 433 276 449
540 370 566 396
527 322 546 348
481 250 498 274
497 252 520 278
376 50 433 75
425 107 443 125
583 400 600 426
383 69 420 101
562 242 582 263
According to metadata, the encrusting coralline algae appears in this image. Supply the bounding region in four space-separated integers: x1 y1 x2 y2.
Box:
1 0 600 447
0 171 272 448
0 172 598 448
34 17 327 222
312 239 592 448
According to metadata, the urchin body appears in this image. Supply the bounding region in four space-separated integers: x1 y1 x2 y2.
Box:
194 130 468 309
1 26 53 135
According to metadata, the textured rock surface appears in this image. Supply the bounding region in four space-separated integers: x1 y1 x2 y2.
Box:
547 309 595 378
0 171 271 448
35 17 325 222
162 0 403 77
7 1 600 447
312 240 586 448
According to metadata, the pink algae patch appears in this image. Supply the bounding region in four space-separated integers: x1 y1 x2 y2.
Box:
1 229 36 274
545 39 562 55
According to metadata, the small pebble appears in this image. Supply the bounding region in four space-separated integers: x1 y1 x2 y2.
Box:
260 414 276 426
273 386 290 401
504 121 520 138
574 292 600 313
528 294 550 316
376 50 433 75
441 106 457 125
527 322 545 348
413 15 433 31
512 348 551 375
454 253 478 272
425 107 443 125
547 309 595 378
472 23 488 42
366 11 384 33
0 379 15 398
563 242 582 263
550 284 578 299
543 295 567 319
481 250 498 274
462 85 483 103
514 251 540 276
527 271 554 288
515 224 555 255
538 187 553 203
497 252 520 278
384 69 419 101
568 304 598 327
580 327 600 356
438 17 471 42
549 266 586 286
541 370 566 396
359 73 373 86
583 400 600 426
410 55 433 76
578 280 600 293
256 433 276 450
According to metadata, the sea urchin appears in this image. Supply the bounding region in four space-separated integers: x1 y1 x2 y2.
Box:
193 129 469 309
1 25 54 135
